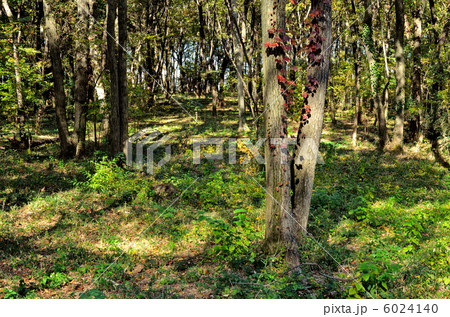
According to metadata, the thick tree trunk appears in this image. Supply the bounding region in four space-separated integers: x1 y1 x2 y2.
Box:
292 0 332 241
43 0 72 157
73 0 90 157
392 0 406 150
363 0 388 150
262 0 292 256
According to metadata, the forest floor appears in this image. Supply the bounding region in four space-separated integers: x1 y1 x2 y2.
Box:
0 96 449 299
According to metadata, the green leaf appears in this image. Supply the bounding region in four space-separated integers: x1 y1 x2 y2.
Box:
80 289 106 299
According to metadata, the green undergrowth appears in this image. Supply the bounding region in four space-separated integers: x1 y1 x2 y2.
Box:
0 109 448 299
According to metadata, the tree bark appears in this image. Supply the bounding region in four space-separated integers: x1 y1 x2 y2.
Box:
262 0 290 254
118 0 129 150
292 0 332 242
43 0 72 157
107 0 120 156
230 0 248 132
352 44 360 147
107 0 128 156
73 0 90 157
362 0 388 150
409 0 425 142
2 0 26 144
392 0 406 150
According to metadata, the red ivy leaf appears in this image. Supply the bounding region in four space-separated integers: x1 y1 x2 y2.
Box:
290 0 298 5
277 74 287 83
292 65 299 72
302 91 308 98
264 41 271 48
287 81 295 86
283 56 291 62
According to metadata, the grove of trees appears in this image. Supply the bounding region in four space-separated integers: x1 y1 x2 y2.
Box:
0 0 448 299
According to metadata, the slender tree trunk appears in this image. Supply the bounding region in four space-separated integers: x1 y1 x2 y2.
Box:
362 0 388 150
328 72 336 126
43 0 72 157
106 0 121 156
392 0 406 150
409 0 425 143
352 44 360 147
197 0 206 96
118 0 129 150
73 0 90 157
211 65 219 117
219 54 229 108
231 0 248 132
2 0 26 144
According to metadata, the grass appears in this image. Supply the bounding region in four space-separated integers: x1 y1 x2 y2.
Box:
0 100 449 299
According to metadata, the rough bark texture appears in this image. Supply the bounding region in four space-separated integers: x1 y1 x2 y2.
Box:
292 0 332 239
350 0 360 147
43 0 72 157
118 0 129 150
107 0 128 156
392 0 405 150
73 0 90 157
231 0 248 132
362 0 389 150
107 0 120 156
263 0 331 268
409 0 425 142
262 0 287 253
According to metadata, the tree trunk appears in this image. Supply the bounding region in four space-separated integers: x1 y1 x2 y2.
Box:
106 0 121 156
392 0 406 150
118 0 129 150
328 72 336 126
409 0 425 143
231 0 248 132
292 0 332 242
43 0 72 157
219 54 229 108
262 0 291 256
2 0 26 145
362 0 388 150
352 44 360 147
73 0 90 157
